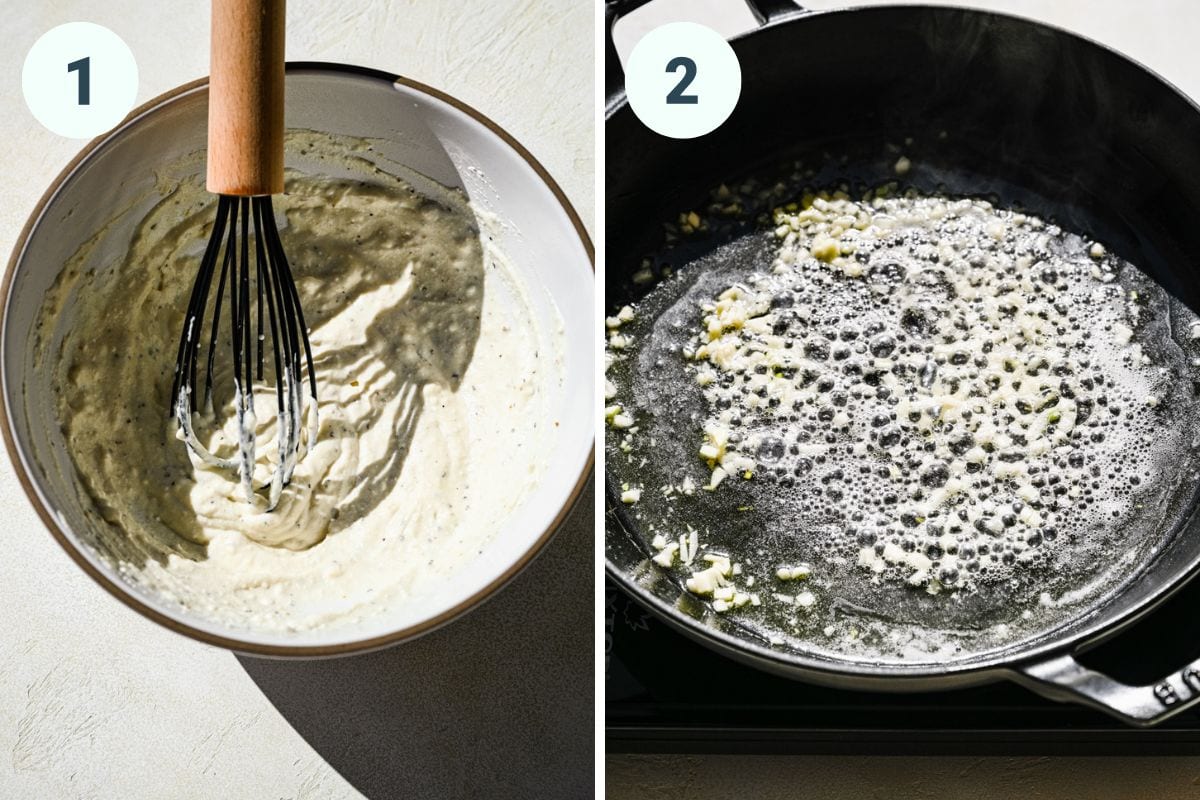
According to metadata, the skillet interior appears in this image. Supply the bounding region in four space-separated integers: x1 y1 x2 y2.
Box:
606 5 1200 683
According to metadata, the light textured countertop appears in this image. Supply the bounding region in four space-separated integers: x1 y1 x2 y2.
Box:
0 2 592 798
609 0 1200 797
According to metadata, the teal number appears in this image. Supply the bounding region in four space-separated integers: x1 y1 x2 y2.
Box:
67 56 90 105
665 56 698 105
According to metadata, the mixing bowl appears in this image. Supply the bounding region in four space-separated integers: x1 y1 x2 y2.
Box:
1 63 593 657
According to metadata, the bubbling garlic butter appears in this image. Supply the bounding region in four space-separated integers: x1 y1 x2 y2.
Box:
606 189 1200 640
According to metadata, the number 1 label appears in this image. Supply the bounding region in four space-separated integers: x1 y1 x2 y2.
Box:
22 22 137 138
67 56 90 105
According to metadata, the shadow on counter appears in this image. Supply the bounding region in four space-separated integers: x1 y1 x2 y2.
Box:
236 481 595 800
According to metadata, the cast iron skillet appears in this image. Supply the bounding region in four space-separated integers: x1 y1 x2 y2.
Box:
605 0 1200 726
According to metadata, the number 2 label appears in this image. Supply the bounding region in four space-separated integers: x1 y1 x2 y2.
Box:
624 21 742 139
665 56 698 105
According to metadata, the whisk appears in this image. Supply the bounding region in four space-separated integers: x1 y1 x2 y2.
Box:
170 0 316 510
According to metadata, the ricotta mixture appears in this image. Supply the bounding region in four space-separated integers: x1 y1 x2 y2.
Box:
606 185 1200 660
37 133 562 633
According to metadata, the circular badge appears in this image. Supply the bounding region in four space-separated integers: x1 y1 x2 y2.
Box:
624 21 742 140
22 22 139 139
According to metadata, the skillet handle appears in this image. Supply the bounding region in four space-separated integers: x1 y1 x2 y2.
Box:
605 0 808 112
744 0 809 23
1015 651 1200 727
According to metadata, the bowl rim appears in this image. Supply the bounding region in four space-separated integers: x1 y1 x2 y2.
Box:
0 61 595 658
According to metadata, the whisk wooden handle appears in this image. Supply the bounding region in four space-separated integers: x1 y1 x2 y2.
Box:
207 0 285 196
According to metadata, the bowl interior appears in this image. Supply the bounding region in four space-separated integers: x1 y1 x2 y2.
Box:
3 66 593 651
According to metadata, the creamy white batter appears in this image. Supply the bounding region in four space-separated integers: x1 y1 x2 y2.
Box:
38 134 562 633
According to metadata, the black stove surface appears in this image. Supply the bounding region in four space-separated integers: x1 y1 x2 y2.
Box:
606 574 1200 755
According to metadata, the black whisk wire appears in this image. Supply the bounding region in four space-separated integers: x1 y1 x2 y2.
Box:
170 195 318 510
252 200 285 416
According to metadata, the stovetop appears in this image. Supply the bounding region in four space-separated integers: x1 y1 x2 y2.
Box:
606 574 1200 755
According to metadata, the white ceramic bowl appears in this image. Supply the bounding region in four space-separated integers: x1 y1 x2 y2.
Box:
1 63 593 656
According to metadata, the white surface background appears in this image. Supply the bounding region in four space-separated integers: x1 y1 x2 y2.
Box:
0 1 593 798
609 0 1200 797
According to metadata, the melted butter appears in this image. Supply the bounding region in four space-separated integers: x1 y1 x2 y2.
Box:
605 189 1200 663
